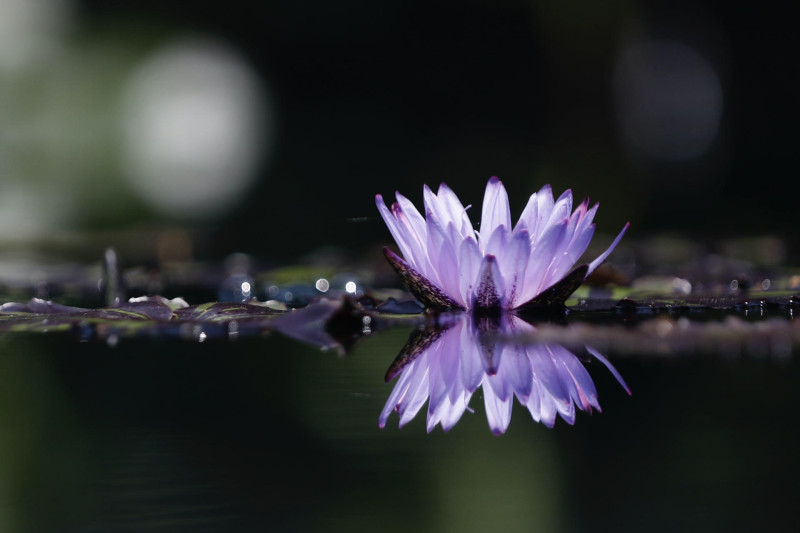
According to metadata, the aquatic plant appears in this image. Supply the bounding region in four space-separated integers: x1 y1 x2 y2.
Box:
376 177 628 311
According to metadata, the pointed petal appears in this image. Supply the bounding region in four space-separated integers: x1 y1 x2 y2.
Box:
457 236 482 305
486 354 513 401
517 217 568 303
535 390 558 428
556 399 577 425
552 344 598 411
398 365 431 427
517 191 539 233
480 177 511 238
524 377 542 423
547 189 573 228
440 393 470 432
423 185 449 227
563 202 598 259
586 345 631 394
459 320 485 391
483 384 513 435
395 192 428 243
484 223 508 259
429 336 458 409
503 347 533 399
376 195 422 268
562 357 600 411
437 182 475 239
379 370 413 428
587 222 629 275
476 315 502 374
529 184 555 241
381 353 429 428
563 224 596 272
425 214 461 299
528 345 570 409
473 254 505 310
500 228 531 308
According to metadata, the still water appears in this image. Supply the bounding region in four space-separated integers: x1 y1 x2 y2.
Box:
1 301 798 532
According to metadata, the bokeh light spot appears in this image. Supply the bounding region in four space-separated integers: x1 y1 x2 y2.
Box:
120 37 273 220
614 40 723 161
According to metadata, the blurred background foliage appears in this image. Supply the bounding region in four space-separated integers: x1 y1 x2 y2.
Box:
1 0 797 266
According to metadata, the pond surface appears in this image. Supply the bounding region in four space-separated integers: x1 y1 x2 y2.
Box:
1 245 799 533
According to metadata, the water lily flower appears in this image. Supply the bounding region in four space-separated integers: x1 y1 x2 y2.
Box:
376 177 628 311
380 313 630 434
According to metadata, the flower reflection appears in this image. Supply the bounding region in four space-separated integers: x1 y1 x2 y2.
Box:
380 313 629 434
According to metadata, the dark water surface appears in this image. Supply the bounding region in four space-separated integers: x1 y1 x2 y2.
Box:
2 318 798 533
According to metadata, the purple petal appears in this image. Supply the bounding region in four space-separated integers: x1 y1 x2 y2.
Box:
379 375 412 428
473 254 505 310
500 228 532 308
423 185 447 227
563 225 596 271
433 392 471 432
460 325 485 391
517 191 539 233
380 353 427 427
486 360 512 401
376 195 422 268
458 236 482 305
556 398 577 425
475 315 503 375
522 376 541 423
587 222 629 276
425 214 462 301
398 367 432 427
483 384 513 435
430 335 460 408
437 182 475 239
503 347 533 399
529 184 555 241
534 389 558 428
441 392 471 431
483 223 508 259
528 344 570 408
586 345 631 394
547 189 573 228
395 192 428 244
480 177 512 240
426 339 448 410
517 217 568 304
558 350 599 411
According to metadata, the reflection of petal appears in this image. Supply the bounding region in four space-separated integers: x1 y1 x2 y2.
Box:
459 319 484 392
380 312 629 434
504 348 533 400
586 345 632 394
397 355 431 428
483 378 513 435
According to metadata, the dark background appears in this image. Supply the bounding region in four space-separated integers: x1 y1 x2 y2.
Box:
4 0 795 264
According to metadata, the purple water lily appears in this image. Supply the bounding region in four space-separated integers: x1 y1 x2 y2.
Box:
376 177 628 311
380 313 630 434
